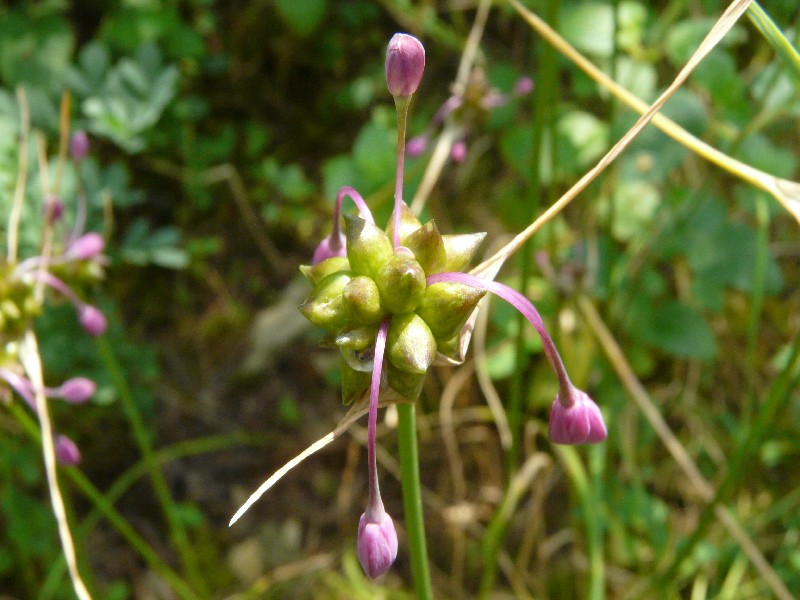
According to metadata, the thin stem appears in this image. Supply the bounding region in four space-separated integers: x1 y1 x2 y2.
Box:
365 320 389 518
18 331 92 600
8 87 30 264
97 336 207 594
397 402 433 600
392 95 411 248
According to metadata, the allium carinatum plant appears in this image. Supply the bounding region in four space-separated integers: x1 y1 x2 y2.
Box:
231 33 606 588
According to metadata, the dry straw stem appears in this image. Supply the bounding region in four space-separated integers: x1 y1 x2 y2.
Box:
577 295 793 600
507 0 800 225
19 331 92 600
410 0 493 214
476 0 756 276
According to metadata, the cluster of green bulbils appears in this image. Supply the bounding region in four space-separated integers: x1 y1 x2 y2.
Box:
300 206 487 404
0 262 42 344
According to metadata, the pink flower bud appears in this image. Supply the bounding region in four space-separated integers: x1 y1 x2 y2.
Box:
514 76 534 96
312 233 346 265
58 377 96 404
55 434 81 466
451 140 467 163
406 135 429 157
548 388 607 445
70 130 90 161
66 232 105 260
45 195 65 223
78 304 108 336
385 33 425 97
357 511 398 578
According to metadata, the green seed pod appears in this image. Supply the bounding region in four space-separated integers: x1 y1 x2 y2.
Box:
375 255 426 314
345 215 394 278
342 276 384 325
385 202 423 245
341 357 371 405
386 313 436 374
386 363 426 401
299 271 351 333
300 256 351 286
441 232 487 272
417 281 485 341
403 220 446 275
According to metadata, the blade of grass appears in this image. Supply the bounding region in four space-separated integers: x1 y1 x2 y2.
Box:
576 295 794 600
747 1 800 85
506 0 800 228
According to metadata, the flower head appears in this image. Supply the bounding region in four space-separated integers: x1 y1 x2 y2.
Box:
57 377 96 405
78 304 107 336
55 434 81 466
385 33 425 97
548 387 607 445
69 130 89 162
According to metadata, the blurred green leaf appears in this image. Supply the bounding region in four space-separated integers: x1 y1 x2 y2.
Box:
274 0 328 37
637 300 717 359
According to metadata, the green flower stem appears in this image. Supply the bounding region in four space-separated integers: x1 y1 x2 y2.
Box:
397 402 432 599
97 336 206 595
392 95 411 248
9 402 199 600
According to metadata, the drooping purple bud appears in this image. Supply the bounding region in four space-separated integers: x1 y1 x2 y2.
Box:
514 76 534 96
451 140 467 163
78 304 107 336
406 135 429 157
44 195 65 223
70 130 90 162
548 387 607 445
55 434 81 466
66 232 105 260
312 232 346 265
57 377 96 404
385 33 425 97
357 511 399 578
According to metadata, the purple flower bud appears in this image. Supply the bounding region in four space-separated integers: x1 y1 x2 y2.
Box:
78 304 107 336
58 377 96 404
55 434 81 466
70 130 90 162
406 135 429 157
385 33 425 97
45 195 65 223
514 76 534 96
312 232 346 265
357 511 398 578
548 388 607 445
66 232 105 260
451 140 467 163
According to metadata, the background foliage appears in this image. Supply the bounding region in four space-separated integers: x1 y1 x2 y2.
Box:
1 0 799 598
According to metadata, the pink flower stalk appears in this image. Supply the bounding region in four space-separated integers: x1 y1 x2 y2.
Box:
55 434 81 466
426 271 607 445
385 33 425 98
313 187 375 265
357 319 399 578
70 130 89 162
548 387 607 444
0 368 35 410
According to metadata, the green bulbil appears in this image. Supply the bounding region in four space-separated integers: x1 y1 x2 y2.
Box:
336 326 378 352
300 256 350 286
385 202 423 244
386 313 436 374
417 281 485 341
403 220 446 275
441 232 487 272
387 363 426 401
342 276 384 325
375 254 426 314
341 357 371 405
299 271 352 333
345 215 394 278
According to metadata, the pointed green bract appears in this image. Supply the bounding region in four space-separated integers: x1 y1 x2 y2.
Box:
341 357 371 405
441 232 487 272
299 271 352 333
343 276 384 325
417 281 485 341
386 313 436 374
375 255 427 314
387 363 426 401
404 221 446 275
345 215 394 278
